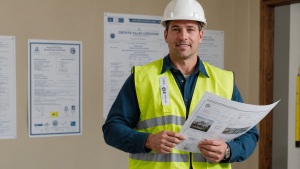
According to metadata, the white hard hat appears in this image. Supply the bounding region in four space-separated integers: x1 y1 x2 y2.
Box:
161 0 207 29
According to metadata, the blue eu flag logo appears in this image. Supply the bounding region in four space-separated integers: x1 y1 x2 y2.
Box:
110 33 115 39
71 121 76 126
52 120 58 126
108 17 113 22
118 18 124 23
70 48 76 54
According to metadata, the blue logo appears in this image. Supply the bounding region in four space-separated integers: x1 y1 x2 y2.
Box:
70 48 76 54
35 47 39 52
52 120 58 126
118 18 124 23
44 123 49 126
72 105 75 110
70 121 76 126
34 124 43 126
108 17 113 22
110 33 115 39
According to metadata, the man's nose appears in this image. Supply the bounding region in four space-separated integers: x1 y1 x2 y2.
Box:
179 29 188 41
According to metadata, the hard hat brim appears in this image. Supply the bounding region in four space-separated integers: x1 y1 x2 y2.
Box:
161 17 207 29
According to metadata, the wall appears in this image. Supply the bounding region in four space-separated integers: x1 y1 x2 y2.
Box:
231 0 261 168
273 3 300 169
0 0 260 168
288 3 300 169
273 5 290 169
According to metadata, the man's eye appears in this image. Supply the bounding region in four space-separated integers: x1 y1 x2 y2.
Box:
172 29 178 31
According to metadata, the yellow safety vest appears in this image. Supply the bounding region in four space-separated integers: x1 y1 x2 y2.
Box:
129 58 233 169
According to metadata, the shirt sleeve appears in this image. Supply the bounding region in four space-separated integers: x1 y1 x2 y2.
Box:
102 73 151 153
220 83 259 163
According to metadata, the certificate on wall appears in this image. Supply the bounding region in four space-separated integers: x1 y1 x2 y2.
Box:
28 40 82 137
103 13 225 119
103 13 168 119
0 36 16 139
198 30 224 69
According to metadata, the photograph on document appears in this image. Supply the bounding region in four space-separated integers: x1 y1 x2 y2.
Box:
222 126 250 134
190 116 214 132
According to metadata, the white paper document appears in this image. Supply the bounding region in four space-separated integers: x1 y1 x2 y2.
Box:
0 36 16 139
176 91 279 153
28 39 82 137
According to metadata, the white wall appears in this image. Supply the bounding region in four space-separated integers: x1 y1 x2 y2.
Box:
288 3 300 169
274 3 300 169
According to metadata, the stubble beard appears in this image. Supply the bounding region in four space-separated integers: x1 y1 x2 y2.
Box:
169 45 196 61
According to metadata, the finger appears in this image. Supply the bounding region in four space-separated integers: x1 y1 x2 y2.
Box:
199 139 214 145
164 140 177 148
199 146 225 163
158 149 170 154
199 144 219 152
154 141 172 154
201 151 213 159
199 147 215 160
199 146 219 158
201 153 218 163
162 144 173 152
200 139 222 146
199 144 226 158
166 131 185 140
166 136 181 144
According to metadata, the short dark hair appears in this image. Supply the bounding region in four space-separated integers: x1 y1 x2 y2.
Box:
165 20 203 32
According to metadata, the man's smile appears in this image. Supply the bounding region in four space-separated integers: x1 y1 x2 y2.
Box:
176 43 190 48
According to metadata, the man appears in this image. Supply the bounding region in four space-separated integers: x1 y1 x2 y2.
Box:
103 0 259 168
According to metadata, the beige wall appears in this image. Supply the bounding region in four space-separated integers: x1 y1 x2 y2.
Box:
0 0 260 168
231 0 260 168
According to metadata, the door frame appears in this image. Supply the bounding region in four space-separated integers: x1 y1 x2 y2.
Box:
259 0 300 169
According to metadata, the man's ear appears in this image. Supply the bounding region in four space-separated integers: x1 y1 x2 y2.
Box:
199 30 204 43
164 30 168 43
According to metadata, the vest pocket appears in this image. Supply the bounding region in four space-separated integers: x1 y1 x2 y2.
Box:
163 105 172 116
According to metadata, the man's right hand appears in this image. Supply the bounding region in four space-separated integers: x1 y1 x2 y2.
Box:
145 130 185 154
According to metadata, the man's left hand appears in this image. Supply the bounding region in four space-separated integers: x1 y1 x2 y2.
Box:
197 139 227 163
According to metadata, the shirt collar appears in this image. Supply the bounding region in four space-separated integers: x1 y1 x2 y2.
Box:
161 54 210 78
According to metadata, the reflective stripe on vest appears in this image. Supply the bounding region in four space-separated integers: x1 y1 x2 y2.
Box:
193 153 206 162
135 115 185 130
131 58 233 169
129 153 209 162
130 153 189 162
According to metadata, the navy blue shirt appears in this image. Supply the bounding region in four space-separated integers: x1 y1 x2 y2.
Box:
103 55 259 165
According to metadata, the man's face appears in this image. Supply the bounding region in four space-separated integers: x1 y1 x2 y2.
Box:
164 20 203 60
